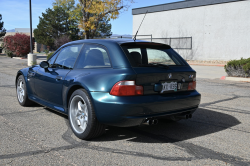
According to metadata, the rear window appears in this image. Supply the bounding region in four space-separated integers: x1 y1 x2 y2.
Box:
121 44 186 67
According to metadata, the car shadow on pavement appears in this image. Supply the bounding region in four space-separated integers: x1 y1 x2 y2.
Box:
91 108 240 143
0 107 245 165
42 106 240 143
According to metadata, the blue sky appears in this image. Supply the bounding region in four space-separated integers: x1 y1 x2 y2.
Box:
0 0 181 35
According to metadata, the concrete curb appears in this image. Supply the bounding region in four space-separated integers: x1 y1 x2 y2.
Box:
220 76 250 82
12 57 27 59
189 63 225 67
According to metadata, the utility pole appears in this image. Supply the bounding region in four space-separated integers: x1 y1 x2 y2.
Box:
29 0 33 54
28 0 37 66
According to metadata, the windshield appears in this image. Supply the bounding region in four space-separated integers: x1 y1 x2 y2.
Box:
121 44 187 67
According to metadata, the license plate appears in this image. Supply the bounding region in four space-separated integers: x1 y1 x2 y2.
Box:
161 82 178 93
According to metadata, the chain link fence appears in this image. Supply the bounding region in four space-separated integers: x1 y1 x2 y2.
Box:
136 37 192 49
112 35 192 49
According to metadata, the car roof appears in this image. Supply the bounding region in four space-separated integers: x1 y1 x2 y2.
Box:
64 39 149 45
62 39 170 48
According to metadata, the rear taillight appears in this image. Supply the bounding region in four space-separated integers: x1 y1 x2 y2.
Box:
110 81 143 96
188 81 196 90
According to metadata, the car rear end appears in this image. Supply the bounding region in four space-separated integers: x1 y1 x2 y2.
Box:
91 41 201 127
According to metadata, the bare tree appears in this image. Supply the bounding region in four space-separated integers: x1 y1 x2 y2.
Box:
54 35 72 49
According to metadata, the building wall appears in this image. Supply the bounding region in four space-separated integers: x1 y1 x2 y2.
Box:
133 0 250 61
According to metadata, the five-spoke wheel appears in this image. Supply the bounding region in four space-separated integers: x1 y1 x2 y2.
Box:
16 75 33 106
17 80 25 103
68 89 105 140
69 95 89 134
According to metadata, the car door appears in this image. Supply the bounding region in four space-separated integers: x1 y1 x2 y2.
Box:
35 44 83 106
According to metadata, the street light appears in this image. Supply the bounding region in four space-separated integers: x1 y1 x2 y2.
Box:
28 0 37 66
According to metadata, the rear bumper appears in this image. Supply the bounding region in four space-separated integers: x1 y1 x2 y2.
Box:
90 91 201 127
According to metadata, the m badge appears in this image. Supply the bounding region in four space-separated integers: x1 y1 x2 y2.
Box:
189 75 194 79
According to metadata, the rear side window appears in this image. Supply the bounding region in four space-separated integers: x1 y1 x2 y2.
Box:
75 44 111 69
122 44 186 67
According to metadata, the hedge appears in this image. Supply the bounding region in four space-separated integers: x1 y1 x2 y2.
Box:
2 33 33 57
47 52 54 60
224 58 250 78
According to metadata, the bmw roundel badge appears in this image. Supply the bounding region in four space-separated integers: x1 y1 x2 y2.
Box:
168 73 172 79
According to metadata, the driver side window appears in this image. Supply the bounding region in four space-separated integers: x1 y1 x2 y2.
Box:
54 44 83 69
48 52 59 67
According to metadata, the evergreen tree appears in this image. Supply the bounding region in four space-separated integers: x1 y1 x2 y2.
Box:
94 17 112 38
0 14 6 38
34 7 79 48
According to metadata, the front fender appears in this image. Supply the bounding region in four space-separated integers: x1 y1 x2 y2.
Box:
16 66 39 95
16 68 29 85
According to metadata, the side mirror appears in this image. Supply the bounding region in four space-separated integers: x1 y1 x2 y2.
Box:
40 61 49 69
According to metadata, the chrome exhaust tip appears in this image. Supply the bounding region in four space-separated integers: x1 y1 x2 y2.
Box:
142 119 158 125
142 119 151 125
152 119 158 125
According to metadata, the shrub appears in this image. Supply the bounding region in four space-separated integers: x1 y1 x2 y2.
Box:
1 41 13 57
44 49 49 55
47 52 54 60
3 33 34 57
5 49 13 57
224 58 250 77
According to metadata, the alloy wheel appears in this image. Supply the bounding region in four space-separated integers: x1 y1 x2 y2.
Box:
17 80 25 103
69 95 88 134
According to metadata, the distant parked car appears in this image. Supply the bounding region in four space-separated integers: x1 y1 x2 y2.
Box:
16 39 201 140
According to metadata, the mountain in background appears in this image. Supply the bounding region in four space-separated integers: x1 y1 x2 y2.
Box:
6 29 15 32
111 34 132 38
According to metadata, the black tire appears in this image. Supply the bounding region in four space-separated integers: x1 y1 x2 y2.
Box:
68 89 105 140
16 75 34 106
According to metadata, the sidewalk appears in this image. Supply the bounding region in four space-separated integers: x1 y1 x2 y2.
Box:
190 65 226 79
187 60 227 67
11 53 47 64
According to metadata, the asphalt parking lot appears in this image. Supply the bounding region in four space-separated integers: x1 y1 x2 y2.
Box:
0 56 250 165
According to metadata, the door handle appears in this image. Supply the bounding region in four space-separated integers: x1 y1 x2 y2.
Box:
56 76 62 81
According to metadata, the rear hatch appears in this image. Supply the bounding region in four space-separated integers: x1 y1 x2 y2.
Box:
120 42 196 95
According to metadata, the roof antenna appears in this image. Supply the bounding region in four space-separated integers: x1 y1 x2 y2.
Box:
133 10 148 41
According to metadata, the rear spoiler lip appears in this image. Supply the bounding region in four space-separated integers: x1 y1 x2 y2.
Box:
120 42 171 49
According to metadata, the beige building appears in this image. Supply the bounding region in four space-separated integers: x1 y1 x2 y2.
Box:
133 0 250 61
